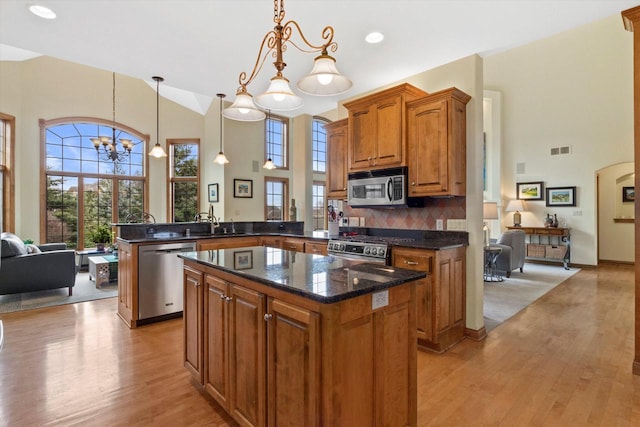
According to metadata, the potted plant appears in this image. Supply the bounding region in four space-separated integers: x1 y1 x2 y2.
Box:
89 224 112 252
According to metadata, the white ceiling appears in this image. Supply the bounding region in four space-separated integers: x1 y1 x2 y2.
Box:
0 0 637 116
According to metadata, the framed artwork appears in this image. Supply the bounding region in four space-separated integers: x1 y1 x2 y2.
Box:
516 181 544 201
234 250 253 270
234 179 253 198
623 186 635 203
208 183 219 203
546 186 576 207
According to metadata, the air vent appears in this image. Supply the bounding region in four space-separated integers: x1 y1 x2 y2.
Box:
550 145 572 156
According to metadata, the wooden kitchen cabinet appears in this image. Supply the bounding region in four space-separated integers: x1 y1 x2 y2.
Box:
117 240 136 328
325 118 348 199
184 265 204 383
197 236 261 251
406 87 471 197
304 241 328 256
260 235 282 248
281 237 306 252
344 83 427 172
393 245 466 352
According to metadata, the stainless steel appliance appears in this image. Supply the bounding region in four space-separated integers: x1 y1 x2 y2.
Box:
347 167 407 207
328 238 390 264
138 242 196 322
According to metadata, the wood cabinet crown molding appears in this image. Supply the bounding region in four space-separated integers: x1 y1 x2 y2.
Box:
343 82 428 109
622 5 640 31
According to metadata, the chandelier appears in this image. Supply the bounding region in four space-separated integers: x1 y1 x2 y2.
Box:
223 0 352 122
91 72 134 162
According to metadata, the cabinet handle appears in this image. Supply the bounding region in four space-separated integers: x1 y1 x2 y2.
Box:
264 313 273 321
219 294 225 300
225 296 233 303
404 260 419 266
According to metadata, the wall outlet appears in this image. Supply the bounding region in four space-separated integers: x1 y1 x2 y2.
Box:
436 219 444 230
341 217 349 226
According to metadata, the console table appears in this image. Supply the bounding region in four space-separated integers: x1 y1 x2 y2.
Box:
507 226 570 269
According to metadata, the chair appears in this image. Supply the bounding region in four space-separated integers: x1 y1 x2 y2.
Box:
0 232 77 296
492 229 526 278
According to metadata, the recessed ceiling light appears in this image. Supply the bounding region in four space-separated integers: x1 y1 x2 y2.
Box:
29 5 57 20
365 32 384 44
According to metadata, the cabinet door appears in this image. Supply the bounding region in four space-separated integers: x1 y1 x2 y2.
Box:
204 274 230 407
266 298 320 427
326 119 348 199
375 96 404 167
117 243 135 326
349 106 376 170
229 284 267 427
184 266 203 383
407 98 449 196
261 236 282 248
434 247 466 351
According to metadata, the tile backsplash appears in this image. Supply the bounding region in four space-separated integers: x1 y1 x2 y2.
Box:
342 197 466 230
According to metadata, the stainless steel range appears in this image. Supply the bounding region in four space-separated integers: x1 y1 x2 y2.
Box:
327 239 390 263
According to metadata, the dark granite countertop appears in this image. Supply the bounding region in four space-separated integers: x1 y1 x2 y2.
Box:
179 246 426 304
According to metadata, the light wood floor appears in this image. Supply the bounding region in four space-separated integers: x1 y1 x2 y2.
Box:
0 263 638 426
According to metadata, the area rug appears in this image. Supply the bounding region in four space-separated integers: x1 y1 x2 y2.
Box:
0 272 117 314
484 262 580 332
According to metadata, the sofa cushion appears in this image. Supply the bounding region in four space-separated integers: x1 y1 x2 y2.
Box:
1 232 28 258
26 243 42 254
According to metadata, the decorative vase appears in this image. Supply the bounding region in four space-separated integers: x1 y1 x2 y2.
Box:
97 243 105 252
290 198 297 221
552 214 559 228
544 214 553 228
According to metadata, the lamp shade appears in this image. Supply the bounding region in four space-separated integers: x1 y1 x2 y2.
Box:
223 90 266 122
297 54 353 96
255 75 303 111
505 200 526 212
483 202 499 220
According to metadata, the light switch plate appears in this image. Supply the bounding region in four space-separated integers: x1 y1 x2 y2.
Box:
436 219 444 230
447 219 468 231
348 217 359 227
359 217 366 227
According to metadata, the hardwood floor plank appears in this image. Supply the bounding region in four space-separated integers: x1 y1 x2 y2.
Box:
0 263 638 426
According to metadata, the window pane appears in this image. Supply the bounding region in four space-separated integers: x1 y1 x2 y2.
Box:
312 183 326 230
173 144 198 177
173 181 198 222
312 119 327 173
118 179 144 223
46 175 78 248
266 179 285 221
266 117 287 168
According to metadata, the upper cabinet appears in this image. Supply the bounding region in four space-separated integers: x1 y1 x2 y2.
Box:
325 118 348 200
344 84 427 172
406 87 471 197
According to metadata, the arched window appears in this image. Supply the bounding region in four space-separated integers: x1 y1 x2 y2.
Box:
40 117 148 249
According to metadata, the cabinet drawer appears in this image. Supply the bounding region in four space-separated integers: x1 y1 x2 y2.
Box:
282 238 306 252
305 242 328 255
393 250 433 273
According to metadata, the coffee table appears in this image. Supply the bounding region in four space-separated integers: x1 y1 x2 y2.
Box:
89 255 119 288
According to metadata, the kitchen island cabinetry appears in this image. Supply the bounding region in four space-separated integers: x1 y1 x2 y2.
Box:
344 83 427 172
117 240 135 327
393 245 466 352
406 87 471 197
183 266 203 382
198 236 261 251
325 118 348 200
181 248 422 426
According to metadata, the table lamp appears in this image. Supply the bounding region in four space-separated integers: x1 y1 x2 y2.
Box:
505 199 526 227
483 201 499 247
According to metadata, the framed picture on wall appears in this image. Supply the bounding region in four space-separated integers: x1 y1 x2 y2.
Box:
234 179 253 198
208 183 219 203
545 186 576 207
516 181 544 200
623 186 635 203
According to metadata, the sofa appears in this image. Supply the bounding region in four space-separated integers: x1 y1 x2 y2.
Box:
492 229 526 278
0 232 77 296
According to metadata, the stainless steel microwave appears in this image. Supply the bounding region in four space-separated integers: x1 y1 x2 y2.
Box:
347 167 407 207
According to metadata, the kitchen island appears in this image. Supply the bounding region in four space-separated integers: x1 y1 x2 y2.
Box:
180 247 425 427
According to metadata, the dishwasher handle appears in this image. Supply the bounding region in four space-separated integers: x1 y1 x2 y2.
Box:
154 248 193 254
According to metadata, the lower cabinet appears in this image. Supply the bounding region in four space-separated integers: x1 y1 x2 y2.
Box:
184 266 204 382
392 246 466 352
184 262 417 426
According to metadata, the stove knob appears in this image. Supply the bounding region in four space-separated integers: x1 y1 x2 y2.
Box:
340 243 346 251
379 248 386 257
364 247 370 255
371 248 377 255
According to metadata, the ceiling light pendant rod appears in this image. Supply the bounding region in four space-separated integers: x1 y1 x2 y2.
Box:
148 76 168 158
91 72 132 163
214 93 230 165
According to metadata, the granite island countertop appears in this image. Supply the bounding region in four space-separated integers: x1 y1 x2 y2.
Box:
179 246 426 304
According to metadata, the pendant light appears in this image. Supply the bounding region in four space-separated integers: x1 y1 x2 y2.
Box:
214 93 229 165
148 76 168 158
263 109 276 170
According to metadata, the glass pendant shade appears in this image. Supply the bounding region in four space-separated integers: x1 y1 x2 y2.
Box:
223 90 266 122
297 54 353 96
214 152 229 165
255 75 303 111
149 143 168 158
263 158 276 170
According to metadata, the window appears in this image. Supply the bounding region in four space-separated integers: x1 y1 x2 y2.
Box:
0 113 15 232
169 139 200 222
312 182 326 230
265 177 289 221
42 118 148 249
312 118 328 173
265 114 288 169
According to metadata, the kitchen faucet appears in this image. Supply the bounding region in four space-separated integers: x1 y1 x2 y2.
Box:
230 218 235 234
209 204 220 234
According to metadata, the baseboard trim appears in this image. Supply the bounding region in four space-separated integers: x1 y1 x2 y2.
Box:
465 326 487 341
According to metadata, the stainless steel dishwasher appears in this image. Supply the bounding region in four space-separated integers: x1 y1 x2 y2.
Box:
138 242 196 322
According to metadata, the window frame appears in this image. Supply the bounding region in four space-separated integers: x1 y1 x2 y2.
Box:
40 116 149 247
167 139 200 222
0 112 15 233
265 113 289 170
312 117 329 174
264 177 289 221
312 180 326 231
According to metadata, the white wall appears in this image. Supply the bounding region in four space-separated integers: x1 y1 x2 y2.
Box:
597 162 634 262
484 14 634 266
